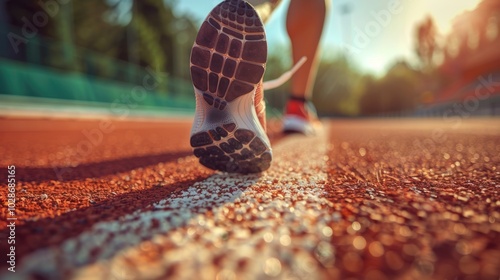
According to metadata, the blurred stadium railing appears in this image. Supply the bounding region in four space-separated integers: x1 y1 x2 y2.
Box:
0 24 195 115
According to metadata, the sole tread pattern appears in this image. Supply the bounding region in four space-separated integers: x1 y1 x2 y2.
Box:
192 123 271 174
190 0 271 173
190 0 267 107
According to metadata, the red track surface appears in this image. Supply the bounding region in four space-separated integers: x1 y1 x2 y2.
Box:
0 117 499 279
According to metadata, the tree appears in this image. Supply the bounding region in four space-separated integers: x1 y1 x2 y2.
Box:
5 0 198 81
415 16 438 68
312 54 364 116
360 61 422 115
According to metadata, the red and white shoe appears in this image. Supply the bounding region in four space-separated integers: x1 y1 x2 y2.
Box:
189 0 271 174
282 97 322 135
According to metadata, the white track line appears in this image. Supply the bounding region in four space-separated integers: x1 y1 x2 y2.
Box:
9 127 334 280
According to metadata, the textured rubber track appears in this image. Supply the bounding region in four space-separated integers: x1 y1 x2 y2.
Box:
190 0 271 173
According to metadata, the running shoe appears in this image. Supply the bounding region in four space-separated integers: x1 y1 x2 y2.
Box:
189 0 271 174
282 96 322 135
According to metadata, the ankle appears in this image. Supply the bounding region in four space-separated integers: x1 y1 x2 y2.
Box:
288 94 308 103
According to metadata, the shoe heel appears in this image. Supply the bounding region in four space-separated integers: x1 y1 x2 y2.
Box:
191 124 272 173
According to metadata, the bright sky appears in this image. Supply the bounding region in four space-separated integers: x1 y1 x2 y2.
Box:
173 0 482 75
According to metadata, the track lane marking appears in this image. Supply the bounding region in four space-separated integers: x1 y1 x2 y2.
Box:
10 126 334 280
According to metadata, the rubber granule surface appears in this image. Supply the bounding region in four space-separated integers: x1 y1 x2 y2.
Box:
0 118 498 280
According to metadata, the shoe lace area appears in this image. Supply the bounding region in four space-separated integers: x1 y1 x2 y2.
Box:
262 56 307 91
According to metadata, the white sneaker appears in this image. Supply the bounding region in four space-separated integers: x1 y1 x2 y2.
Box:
282 97 323 135
189 0 271 173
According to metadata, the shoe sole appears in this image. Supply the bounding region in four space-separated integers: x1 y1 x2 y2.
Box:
283 115 315 135
189 0 271 174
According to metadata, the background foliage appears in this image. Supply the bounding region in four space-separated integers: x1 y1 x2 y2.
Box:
3 0 446 116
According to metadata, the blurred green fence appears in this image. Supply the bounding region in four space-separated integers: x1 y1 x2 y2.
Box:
0 59 195 109
0 24 195 112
